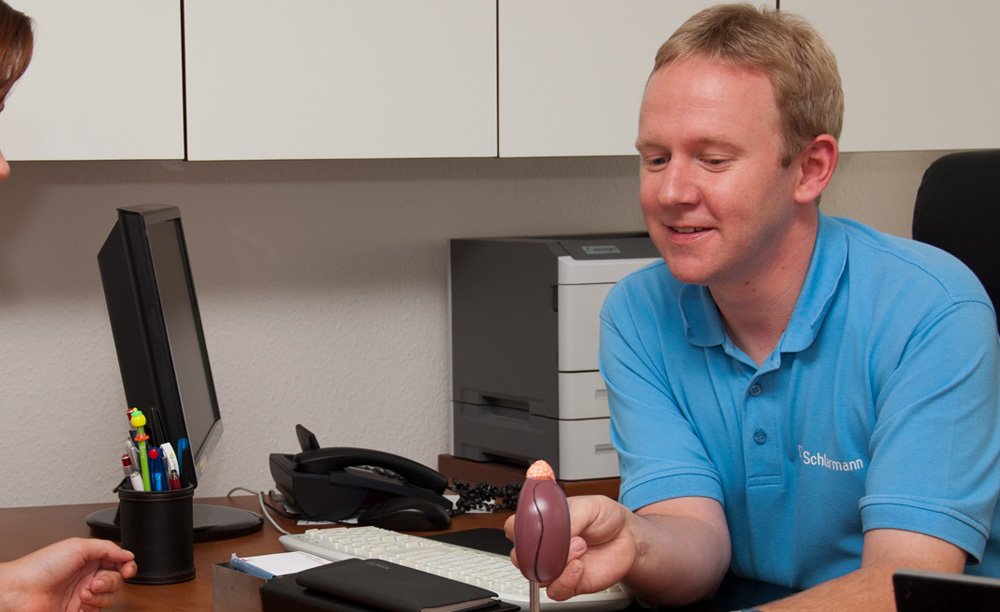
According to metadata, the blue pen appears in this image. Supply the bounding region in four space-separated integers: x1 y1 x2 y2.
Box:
148 446 165 491
177 438 188 475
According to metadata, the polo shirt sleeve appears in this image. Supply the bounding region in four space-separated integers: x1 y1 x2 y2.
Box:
861 299 1000 563
599 282 724 512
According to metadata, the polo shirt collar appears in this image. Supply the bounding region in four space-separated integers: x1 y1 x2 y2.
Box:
679 212 847 354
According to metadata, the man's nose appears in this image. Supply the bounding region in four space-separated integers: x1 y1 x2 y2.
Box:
657 161 698 208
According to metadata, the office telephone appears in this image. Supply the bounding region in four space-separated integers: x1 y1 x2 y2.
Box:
269 425 453 522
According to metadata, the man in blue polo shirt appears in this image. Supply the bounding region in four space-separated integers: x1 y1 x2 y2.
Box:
506 4 999 610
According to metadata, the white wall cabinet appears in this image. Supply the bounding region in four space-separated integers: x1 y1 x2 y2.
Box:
783 0 1000 152
183 1 497 161
5 1 996 161
498 0 727 158
1 1 184 161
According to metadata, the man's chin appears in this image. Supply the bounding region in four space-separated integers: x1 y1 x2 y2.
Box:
662 260 714 286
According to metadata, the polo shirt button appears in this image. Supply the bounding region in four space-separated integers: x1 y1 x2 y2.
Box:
749 383 762 397
753 429 767 445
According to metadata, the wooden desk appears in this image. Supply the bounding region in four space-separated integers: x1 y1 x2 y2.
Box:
0 496 791 610
0 495 509 611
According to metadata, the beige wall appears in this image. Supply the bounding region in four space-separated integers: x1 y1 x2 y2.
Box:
0 150 948 506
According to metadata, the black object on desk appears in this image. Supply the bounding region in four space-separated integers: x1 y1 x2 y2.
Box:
260 575 377 612
894 569 1000 612
86 503 263 543
427 527 514 556
269 424 452 523
260 567 519 612
118 484 195 584
295 558 502 611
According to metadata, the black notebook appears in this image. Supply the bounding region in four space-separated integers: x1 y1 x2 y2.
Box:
295 558 500 612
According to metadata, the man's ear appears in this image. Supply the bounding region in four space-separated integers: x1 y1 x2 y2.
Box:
793 134 839 205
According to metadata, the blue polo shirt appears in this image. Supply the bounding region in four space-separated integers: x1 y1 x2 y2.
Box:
599 213 1000 589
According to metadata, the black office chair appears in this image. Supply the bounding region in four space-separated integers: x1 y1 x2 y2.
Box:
912 150 1000 327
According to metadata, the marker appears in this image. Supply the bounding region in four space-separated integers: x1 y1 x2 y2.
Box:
121 453 144 491
130 408 151 492
160 442 180 478
167 469 181 490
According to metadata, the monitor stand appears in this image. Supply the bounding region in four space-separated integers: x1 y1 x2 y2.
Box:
86 503 264 542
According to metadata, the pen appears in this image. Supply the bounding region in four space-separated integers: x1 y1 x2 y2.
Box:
126 438 140 471
148 447 164 491
167 469 181 490
148 406 168 447
130 408 151 492
177 438 188 476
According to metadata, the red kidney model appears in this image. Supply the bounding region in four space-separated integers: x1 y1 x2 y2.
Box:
514 460 571 584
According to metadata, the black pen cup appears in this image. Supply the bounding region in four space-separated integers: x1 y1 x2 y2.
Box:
117 484 196 584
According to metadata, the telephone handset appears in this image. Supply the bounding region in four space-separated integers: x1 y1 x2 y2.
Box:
269 424 452 522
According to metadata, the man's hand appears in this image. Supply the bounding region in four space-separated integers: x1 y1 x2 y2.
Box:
506 494 638 601
0 537 138 612
506 494 731 606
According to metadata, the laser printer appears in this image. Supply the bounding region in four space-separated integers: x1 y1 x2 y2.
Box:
450 234 659 480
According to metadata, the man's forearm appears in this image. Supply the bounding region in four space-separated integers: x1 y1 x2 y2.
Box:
758 563 897 612
760 529 967 612
624 509 732 605
0 560 39 612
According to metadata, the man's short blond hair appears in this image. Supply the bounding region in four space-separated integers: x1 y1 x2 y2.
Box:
653 3 843 166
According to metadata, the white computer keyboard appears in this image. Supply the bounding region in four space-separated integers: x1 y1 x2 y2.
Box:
279 525 632 610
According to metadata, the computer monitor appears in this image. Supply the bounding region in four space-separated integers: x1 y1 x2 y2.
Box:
86 204 262 541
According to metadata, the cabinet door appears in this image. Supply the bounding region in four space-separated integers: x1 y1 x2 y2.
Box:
783 0 1000 152
184 1 496 161
498 0 734 158
0 1 183 161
